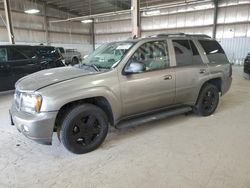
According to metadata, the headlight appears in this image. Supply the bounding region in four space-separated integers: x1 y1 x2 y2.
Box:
19 93 42 113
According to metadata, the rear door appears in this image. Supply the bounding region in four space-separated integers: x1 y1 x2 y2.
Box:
172 39 209 105
0 46 13 91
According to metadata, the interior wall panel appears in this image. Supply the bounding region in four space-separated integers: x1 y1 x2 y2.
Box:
0 2 92 55
218 37 250 64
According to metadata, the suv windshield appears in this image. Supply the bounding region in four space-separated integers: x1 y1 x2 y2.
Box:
82 42 134 69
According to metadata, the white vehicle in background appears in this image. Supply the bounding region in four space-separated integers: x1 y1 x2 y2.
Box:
57 47 82 66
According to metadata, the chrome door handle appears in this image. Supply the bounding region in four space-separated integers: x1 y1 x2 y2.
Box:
200 69 206 74
164 75 172 80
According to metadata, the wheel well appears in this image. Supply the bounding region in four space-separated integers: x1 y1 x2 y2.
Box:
196 78 222 105
54 97 114 131
206 78 222 93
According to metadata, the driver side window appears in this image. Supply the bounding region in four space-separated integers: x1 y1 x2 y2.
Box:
130 41 170 72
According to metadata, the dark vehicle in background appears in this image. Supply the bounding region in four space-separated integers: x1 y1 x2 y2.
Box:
244 53 250 79
57 47 82 66
0 45 65 92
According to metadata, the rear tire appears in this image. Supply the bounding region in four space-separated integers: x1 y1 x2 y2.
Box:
60 104 108 154
194 83 219 116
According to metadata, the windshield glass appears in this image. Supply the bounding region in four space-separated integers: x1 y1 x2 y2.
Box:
82 42 134 69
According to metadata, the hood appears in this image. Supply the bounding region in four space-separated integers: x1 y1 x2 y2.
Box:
16 66 97 92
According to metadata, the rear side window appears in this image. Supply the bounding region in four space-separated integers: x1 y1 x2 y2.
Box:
199 40 228 63
0 48 7 62
15 46 35 59
35 47 60 59
190 40 203 65
58 47 65 53
8 47 28 61
173 40 193 66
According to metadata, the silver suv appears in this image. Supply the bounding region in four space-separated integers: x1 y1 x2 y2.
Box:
10 33 232 154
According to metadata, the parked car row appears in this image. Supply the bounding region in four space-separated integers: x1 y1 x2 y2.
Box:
0 45 83 92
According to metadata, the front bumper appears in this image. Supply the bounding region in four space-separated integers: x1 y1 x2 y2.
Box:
10 104 58 145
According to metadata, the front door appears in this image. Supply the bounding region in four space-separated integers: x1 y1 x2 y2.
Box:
119 40 176 117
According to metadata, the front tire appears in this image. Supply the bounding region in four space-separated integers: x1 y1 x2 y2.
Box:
60 104 108 154
195 83 219 116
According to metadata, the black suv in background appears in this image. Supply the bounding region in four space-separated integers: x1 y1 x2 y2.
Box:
244 53 250 79
0 45 65 92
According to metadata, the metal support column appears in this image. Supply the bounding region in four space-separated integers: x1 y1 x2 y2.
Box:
91 19 95 51
131 0 140 38
212 0 219 39
43 2 49 45
4 0 15 44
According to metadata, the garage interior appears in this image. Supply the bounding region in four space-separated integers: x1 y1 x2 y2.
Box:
0 0 250 187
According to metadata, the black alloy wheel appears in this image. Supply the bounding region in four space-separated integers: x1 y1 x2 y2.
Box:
60 104 108 154
195 83 219 116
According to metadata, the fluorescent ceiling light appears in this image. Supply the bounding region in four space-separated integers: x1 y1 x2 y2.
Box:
24 9 40 14
143 10 161 16
81 19 93 23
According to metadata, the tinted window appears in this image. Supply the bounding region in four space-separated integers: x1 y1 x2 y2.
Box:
130 41 169 71
173 40 193 66
190 40 203 64
58 47 65 53
0 48 7 62
35 47 60 59
199 40 228 63
15 46 36 59
8 47 27 61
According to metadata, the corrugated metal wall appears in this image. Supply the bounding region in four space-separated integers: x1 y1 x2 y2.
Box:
95 0 250 63
0 0 93 55
1 0 250 60
216 0 250 64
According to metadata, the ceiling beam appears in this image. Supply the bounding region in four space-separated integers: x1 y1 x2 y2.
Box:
106 0 131 11
36 0 82 16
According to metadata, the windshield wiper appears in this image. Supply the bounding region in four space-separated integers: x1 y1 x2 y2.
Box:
81 63 100 71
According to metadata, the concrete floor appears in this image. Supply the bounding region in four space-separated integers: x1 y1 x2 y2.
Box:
0 67 249 188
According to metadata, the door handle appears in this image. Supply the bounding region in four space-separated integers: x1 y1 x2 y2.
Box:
200 69 206 74
164 75 172 80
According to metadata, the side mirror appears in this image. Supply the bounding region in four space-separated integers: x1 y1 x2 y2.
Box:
124 61 146 74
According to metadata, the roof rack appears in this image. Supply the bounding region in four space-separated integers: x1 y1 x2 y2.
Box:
150 33 211 38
